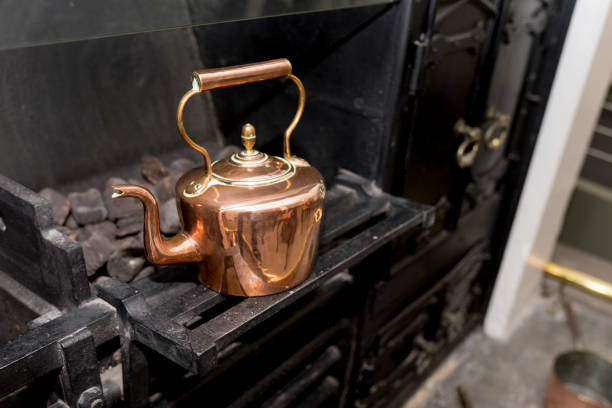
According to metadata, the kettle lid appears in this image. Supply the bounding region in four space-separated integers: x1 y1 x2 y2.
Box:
212 124 295 186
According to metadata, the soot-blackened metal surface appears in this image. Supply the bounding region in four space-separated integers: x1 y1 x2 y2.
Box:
0 299 117 401
362 242 491 408
0 174 90 309
189 2 411 185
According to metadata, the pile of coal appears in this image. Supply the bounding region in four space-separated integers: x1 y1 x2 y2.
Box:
42 155 196 282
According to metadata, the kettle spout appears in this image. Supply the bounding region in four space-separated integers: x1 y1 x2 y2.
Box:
112 185 201 265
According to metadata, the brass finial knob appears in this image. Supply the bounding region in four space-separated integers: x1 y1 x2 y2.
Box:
241 123 256 154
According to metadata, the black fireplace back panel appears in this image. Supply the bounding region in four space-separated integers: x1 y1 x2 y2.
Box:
0 26 219 191
189 4 408 184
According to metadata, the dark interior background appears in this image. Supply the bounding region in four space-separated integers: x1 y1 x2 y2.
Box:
0 2 410 193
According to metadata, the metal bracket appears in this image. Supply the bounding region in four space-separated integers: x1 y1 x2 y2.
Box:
58 329 105 408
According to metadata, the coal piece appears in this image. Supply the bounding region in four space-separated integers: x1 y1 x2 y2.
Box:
81 232 115 276
73 220 115 243
116 213 143 238
85 220 117 241
132 266 155 282
152 179 174 203
170 157 196 174
74 228 92 243
39 187 70 226
68 188 108 225
141 155 168 184
116 233 144 253
65 215 78 229
160 199 180 235
107 250 146 282
161 158 196 197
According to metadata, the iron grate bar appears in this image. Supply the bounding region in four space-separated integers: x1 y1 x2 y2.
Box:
148 284 224 322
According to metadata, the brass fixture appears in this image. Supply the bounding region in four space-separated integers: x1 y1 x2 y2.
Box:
454 106 510 168
483 106 510 150
454 118 481 168
535 259 612 302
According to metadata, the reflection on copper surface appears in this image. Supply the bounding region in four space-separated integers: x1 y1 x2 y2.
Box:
180 165 324 296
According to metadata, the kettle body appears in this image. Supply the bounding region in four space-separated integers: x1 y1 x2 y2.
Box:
177 163 324 296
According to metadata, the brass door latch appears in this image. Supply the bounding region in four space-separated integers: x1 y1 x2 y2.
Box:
455 118 481 169
454 107 510 168
483 107 510 150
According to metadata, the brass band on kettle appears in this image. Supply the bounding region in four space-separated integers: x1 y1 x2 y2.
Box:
176 59 305 195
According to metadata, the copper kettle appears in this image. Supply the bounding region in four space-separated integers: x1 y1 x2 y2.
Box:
112 59 325 296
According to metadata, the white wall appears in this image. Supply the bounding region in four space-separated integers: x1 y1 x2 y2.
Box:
484 0 612 340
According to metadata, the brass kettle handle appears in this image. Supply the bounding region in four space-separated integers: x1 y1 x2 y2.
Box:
176 58 305 189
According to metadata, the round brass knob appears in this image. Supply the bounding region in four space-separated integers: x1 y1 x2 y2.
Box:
241 123 256 154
